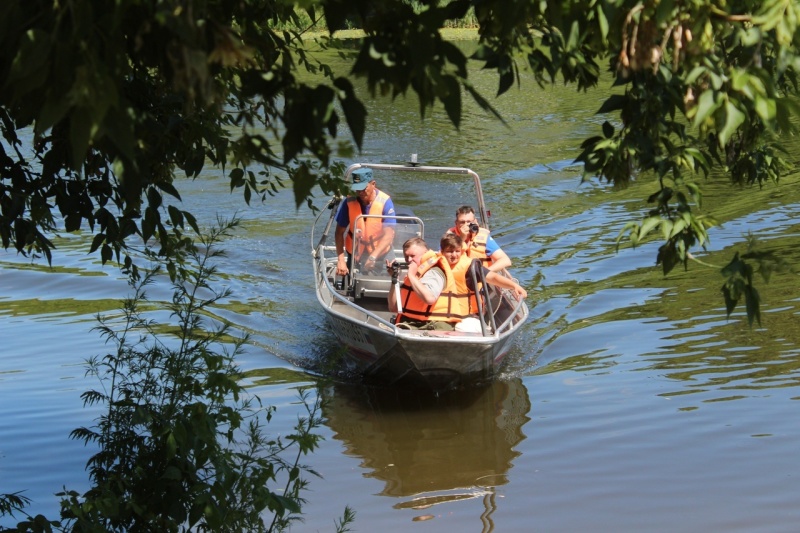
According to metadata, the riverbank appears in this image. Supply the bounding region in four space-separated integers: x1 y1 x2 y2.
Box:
312 28 480 40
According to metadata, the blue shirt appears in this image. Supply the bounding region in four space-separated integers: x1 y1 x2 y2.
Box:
336 191 396 228
484 233 501 257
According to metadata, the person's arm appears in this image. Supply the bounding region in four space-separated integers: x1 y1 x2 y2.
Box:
487 247 512 272
485 270 527 300
335 224 349 275
368 225 395 261
365 199 397 268
484 234 512 272
412 267 444 305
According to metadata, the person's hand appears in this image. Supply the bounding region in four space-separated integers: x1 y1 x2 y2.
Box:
364 255 377 272
513 284 527 300
336 256 349 276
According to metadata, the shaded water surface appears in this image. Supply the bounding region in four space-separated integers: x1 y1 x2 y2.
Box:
2 45 800 531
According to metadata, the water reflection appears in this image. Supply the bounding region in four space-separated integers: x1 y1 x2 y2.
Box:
320 378 530 527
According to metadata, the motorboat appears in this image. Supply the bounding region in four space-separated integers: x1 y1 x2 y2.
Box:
310 161 529 390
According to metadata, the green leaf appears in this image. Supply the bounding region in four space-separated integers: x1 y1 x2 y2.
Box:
69 108 93 172
463 83 505 124
38 95 71 135
638 216 661 241
102 106 137 164
229 168 245 191
654 0 676 24
657 243 680 275
142 207 157 242
293 164 316 209
753 95 776 122
101 243 112 264
685 182 702 206
168 205 184 228
615 221 638 248
745 285 761 326
8 29 51 88
721 282 737 316
595 4 609 43
334 77 367 150
730 70 749 91
596 94 627 114
685 66 706 86
157 181 182 201
442 76 462 128
660 219 673 240
89 233 105 254
183 211 200 234
717 100 746 146
692 90 719 125
65 213 82 232
147 187 162 209
566 19 580 50
668 218 687 239
602 121 614 139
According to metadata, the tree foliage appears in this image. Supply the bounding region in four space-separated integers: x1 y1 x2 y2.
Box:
0 219 349 532
2 0 798 320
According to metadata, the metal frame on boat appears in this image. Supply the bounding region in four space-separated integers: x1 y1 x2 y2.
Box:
311 161 528 390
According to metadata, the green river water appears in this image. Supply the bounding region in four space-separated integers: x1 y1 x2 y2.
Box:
2 42 800 531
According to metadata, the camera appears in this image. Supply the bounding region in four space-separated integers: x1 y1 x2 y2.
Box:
391 261 409 272
390 261 409 284
469 222 480 234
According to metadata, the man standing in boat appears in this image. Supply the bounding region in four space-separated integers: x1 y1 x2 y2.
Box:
387 237 460 331
335 167 396 276
447 206 512 272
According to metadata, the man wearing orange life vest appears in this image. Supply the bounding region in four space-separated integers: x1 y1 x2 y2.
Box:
335 167 396 276
387 237 461 331
447 206 511 273
439 233 527 318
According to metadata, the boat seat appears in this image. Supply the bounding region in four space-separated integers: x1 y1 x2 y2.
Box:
352 271 392 300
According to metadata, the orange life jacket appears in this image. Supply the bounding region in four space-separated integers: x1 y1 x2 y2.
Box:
447 225 492 265
345 190 390 260
448 253 481 316
396 250 461 324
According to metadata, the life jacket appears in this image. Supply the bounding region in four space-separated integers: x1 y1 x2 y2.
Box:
396 250 462 324
446 225 492 265
345 190 390 260
448 253 481 316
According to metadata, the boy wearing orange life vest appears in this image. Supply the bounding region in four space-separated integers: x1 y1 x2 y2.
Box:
335 167 396 276
446 205 512 273
439 233 527 315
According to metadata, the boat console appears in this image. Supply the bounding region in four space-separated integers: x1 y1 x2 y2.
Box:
350 210 422 301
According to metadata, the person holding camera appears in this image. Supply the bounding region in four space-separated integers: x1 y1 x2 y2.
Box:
335 167 396 276
386 237 461 331
447 205 511 273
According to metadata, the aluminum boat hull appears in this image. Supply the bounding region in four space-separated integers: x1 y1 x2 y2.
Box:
311 162 529 390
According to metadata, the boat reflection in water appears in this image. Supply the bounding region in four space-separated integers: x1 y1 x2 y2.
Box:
320 378 531 528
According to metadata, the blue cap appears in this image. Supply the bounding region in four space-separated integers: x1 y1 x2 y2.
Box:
350 167 373 191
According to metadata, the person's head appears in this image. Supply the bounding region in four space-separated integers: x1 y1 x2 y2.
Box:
350 167 376 201
402 237 429 265
454 206 478 237
440 233 463 267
